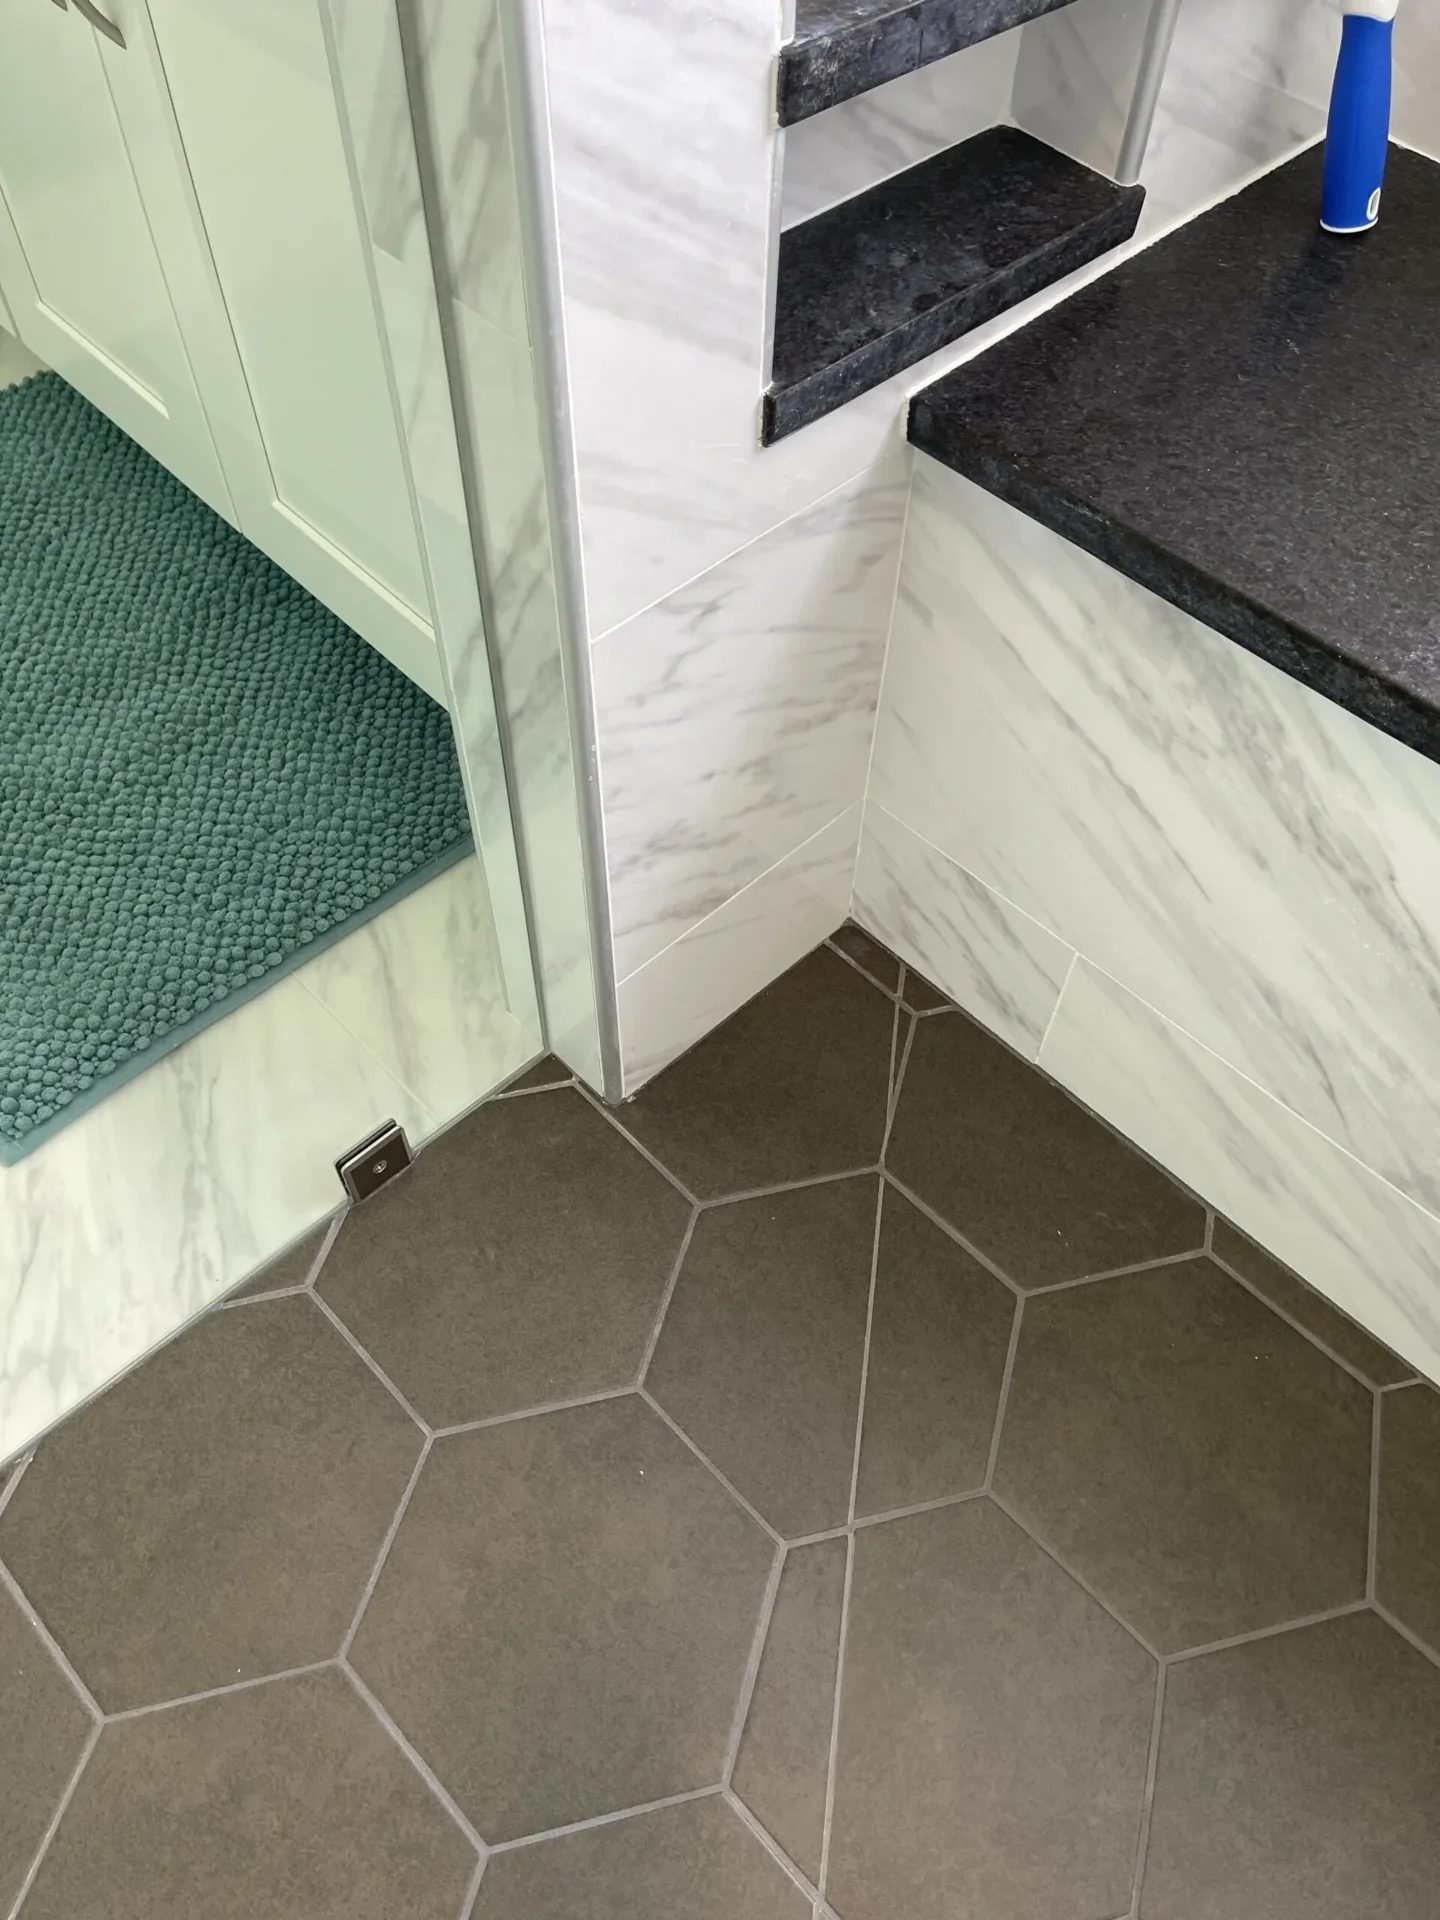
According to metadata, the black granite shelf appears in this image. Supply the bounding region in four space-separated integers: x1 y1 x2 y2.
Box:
778 0 1078 124
764 126 1143 445
908 142 1440 767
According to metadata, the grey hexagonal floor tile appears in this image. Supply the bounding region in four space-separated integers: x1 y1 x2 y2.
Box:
889 1011 1205 1287
647 1179 1014 1540
994 1260 1372 1653
828 1500 1156 1920
732 1537 846 1883
19 1669 476 1920
1142 1613 1440 1919
318 1088 691 1428
619 948 895 1199
0 1577 92 1913
0 1298 422 1712
473 1795 810 1920
1376 1382 1440 1659
350 1395 773 1841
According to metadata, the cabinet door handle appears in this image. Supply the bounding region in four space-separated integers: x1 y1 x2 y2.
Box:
71 0 125 46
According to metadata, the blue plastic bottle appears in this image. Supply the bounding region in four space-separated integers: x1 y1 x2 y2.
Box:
1321 1 1398 233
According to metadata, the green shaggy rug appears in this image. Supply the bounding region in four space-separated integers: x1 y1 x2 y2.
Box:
0 372 469 1162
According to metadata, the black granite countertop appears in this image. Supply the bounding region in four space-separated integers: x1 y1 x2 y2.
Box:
778 0 1079 123
910 142 1440 765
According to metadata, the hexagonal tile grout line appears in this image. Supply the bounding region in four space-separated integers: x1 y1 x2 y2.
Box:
1367 1389 1384 1602
0 1554 103 1722
0 1451 32 1522
219 1206 347 1312
573 1082 704 1207
722 1547 788 1785
723 1783 826 1905
339 1659 488 1857
2 1717 101 1920
1208 1246 1421 1394
814 1527 855 1905
1371 1598 1440 1675
636 1386 787 1549
844 1183 888 1531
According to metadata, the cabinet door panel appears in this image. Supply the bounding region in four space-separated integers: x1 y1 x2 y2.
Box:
0 0 232 515
146 0 441 697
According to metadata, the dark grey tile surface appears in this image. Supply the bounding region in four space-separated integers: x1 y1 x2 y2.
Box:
995 1261 1373 1652
350 1397 772 1841
620 947 893 1199
3 930 1436 1919
1376 1383 1440 1659
778 0 1080 123
0 1580 91 1914
647 1177 877 1538
0 1298 420 1712
830 922 901 994
732 1538 846 1880
898 965 948 1012
1143 1614 1440 1919
230 1220 330 1299
318 1088 690 1426
20 1670 475 1920
1212 1217 1416 1386
829 1501 1155 1920
909 144 1440 765
889 1010 1205 1287
854 1184 1013 1517
501 1053 573 1093
766 128 1144 443
473 1796 810 1920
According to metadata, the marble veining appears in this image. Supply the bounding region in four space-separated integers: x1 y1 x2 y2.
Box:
297 857 537 1125
0 973 436 1466
910 144 1440 763
778 0 1077 124
595 456 908 980
853 801 1073 1058
780 34 1017 229
872 458 1440 1223
618 807 859 1091
768 126 1143 441
1040 962 1440 1386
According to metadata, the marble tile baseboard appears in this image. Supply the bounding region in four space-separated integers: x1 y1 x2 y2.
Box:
1039 963 1440 1387
595 455 908 982
853 802 1073 1060
871 457 1440 1227
617 807 859 1093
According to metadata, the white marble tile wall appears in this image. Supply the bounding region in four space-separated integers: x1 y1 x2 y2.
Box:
406 0 608 1087
1040 963 1440 1384
854 800 1074 1060
859 455 1440 1380
781 31 1020 227
595 454 908 983
0 860 537 1465
617 806 860 1091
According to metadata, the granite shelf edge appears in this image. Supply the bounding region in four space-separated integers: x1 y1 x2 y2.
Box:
906 419 1440 768
778 0 1080 125
765 177 1143 445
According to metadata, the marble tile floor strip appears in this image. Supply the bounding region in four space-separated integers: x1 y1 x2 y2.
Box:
1 932 1437 1920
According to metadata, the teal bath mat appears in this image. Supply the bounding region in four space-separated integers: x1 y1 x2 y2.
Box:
0 372 471 1163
